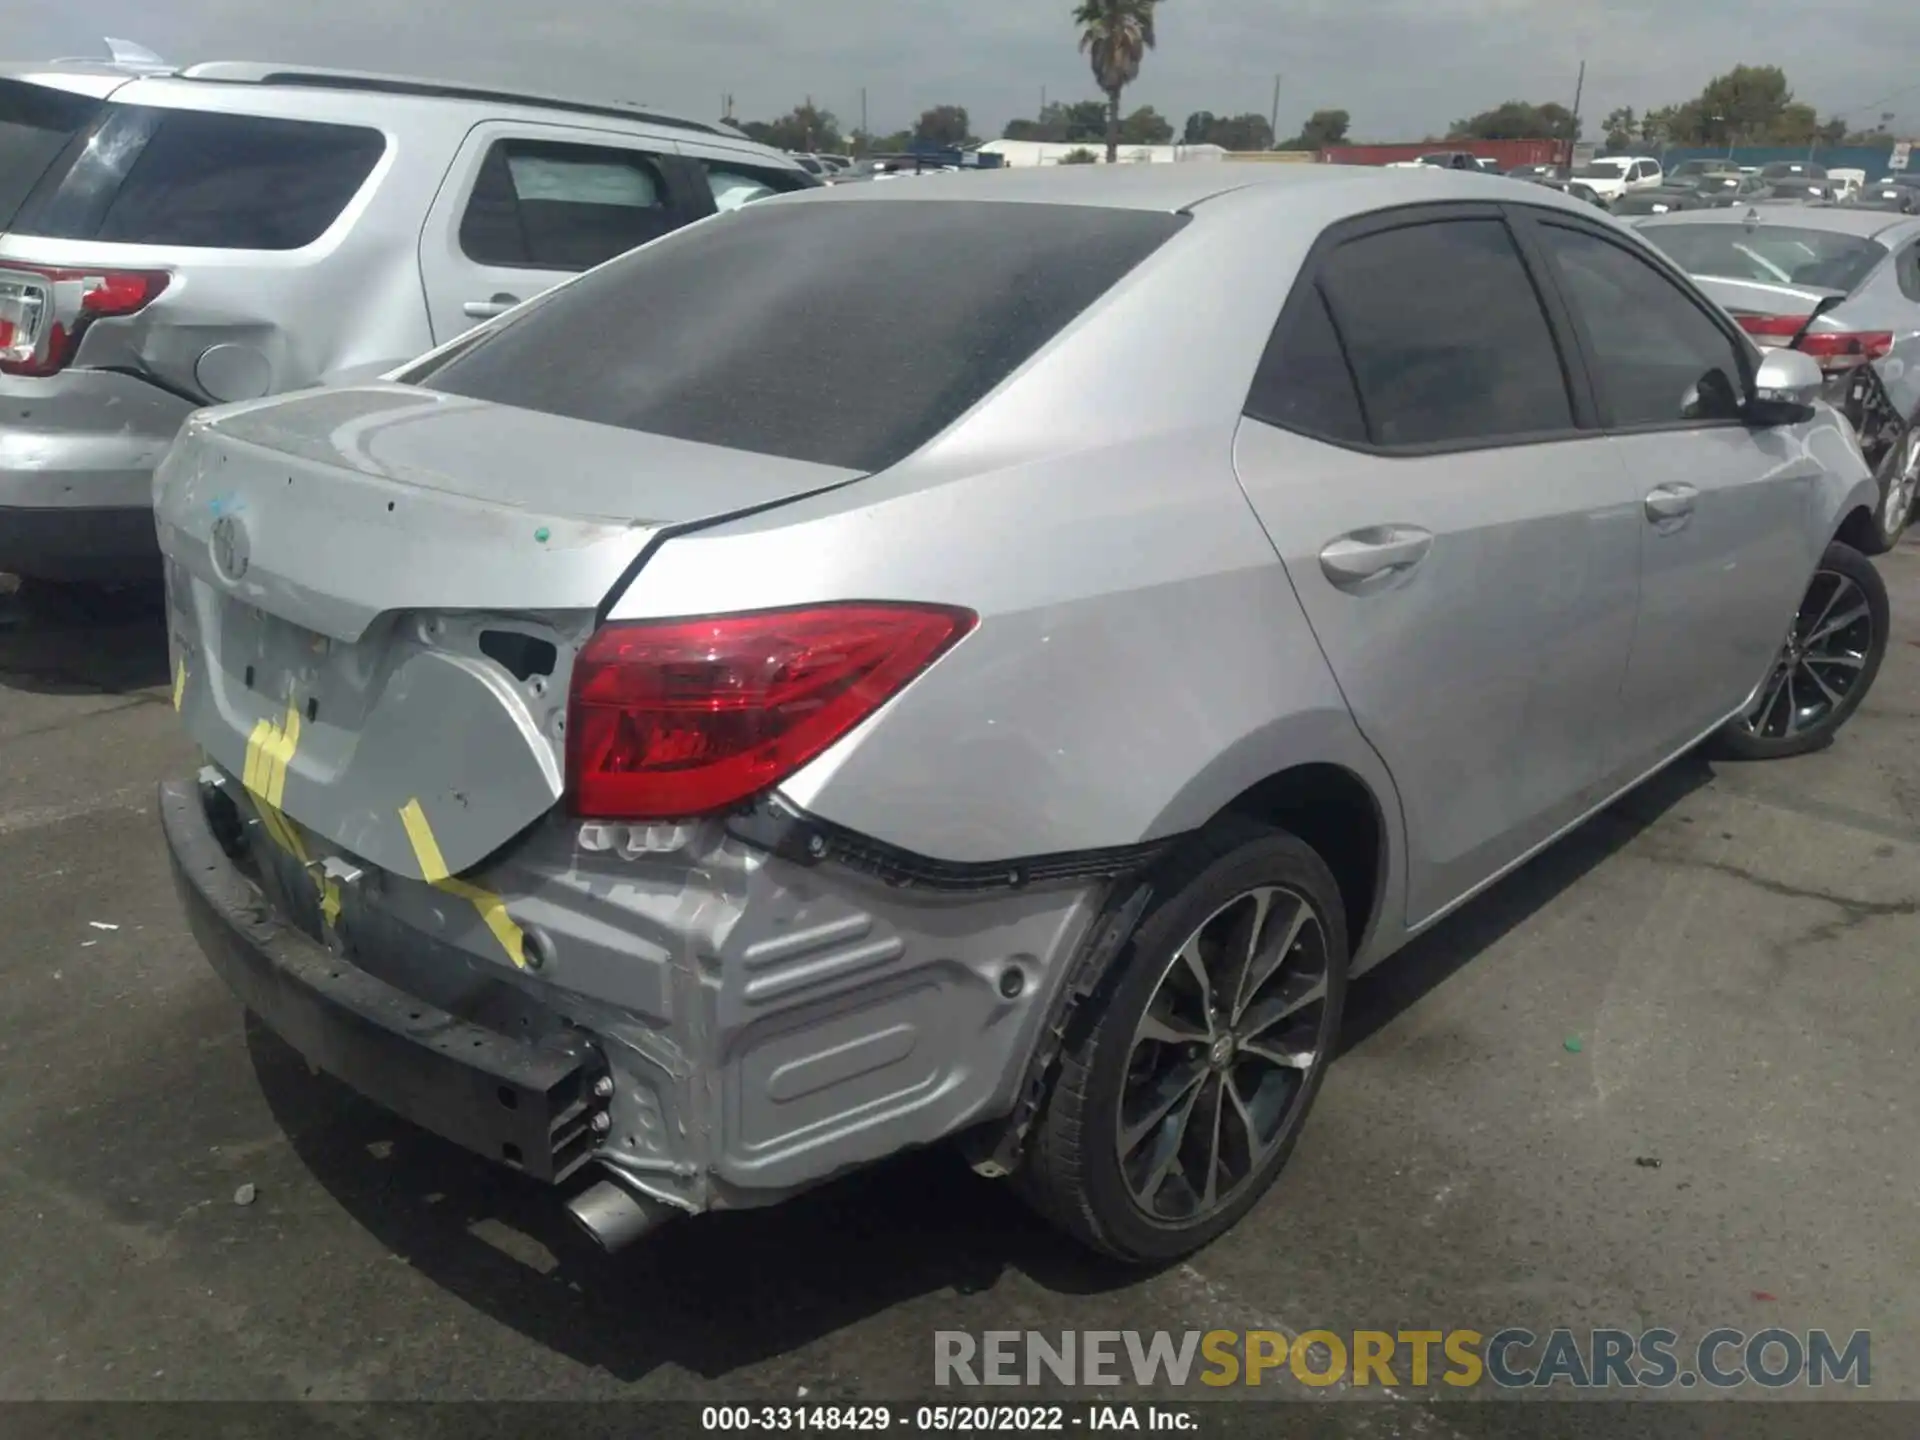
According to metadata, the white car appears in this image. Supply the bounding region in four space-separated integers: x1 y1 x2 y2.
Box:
1828 168 1866 203
1572 155 1664 203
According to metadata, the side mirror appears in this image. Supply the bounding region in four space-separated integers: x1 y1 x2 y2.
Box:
1745 347 1824 425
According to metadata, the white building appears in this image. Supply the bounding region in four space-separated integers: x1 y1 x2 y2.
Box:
976 139 1228 167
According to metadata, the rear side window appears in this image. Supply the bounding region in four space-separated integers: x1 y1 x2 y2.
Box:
13 106 384 249
419 199 1187 472
1244 285 1368 444
0 79 99 229
460 139 678 271
1317 218 1573 447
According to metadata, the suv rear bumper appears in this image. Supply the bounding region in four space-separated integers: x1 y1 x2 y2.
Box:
0 370 192 579
158 777 609 1184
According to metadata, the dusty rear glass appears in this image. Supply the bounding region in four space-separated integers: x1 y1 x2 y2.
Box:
11 106 386 250
1638 223 1887 293
0 79 100 229
416 198 1189 472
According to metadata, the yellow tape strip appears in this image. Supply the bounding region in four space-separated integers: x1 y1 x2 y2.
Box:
399 796 527 969
172 659 186 712
397 798 450 884
241 700 340 929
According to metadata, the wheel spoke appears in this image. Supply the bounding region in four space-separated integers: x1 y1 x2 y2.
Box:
1194 1075 1226 1210
1240 973 1327 1040
1805 652 1865 670
1119 1061 1207 1157
1746 663 1790 732
1782 669 1803 734
1799 660 1844 708
1232 892 1310 1025
1801 574 1846 640
1241 1037 1318 1070
1129 1072 1207 1202
1807 600 1869 647
1175 935 1215 1031
1136 988 1211 1048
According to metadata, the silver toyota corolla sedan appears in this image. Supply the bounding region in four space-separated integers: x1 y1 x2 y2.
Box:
1631 205 1920 552
154 164 1887 1264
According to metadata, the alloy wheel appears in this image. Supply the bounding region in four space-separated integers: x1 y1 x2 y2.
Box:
1115 885 1334 1223
1738 568 1875 740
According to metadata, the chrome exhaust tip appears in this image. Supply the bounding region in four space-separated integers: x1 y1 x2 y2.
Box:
563 1176 677 1253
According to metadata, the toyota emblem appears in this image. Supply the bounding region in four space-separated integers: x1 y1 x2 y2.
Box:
210 513 251 585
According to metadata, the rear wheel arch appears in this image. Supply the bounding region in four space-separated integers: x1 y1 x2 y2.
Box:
1220 762 1387 959
1834 502 1879 554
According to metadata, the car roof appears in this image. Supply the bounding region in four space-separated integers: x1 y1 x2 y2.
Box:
1634 205 1920 243
779 159 1614 223
1 57 745 140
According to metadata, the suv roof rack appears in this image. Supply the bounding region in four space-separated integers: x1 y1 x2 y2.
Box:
175 62 745 139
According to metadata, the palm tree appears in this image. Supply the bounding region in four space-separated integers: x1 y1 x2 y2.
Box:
1073 0 1161 164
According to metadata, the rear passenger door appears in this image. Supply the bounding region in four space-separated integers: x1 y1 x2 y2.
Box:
1517 211 1823 767
418 122 713 345
1231 204 1644 926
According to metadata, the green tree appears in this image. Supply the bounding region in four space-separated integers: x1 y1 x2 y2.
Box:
1120 105 1174 145
734 101 843 153
1181 110 1216 145
1063 98 1112 141
1072 0 1164 163
1602 106 1637 151
1060 146 1100 164
1449 100 1578 141
1277 108 1350 150
912 105 975 148
1695 64 1791 143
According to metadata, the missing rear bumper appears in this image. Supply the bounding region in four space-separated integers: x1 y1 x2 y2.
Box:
158 777 607 1184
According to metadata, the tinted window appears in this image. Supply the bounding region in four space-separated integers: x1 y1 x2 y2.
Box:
1245 284 1367 444
420 200 1186 471
460 139 677 271
0 80 99 228
30 108 387 248
1537 223 1747 427
1637 222 1886 292
1897 243 1920 303
1317 218 1573 447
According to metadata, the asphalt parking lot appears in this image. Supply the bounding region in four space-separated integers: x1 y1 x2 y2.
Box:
0 543 1916 1415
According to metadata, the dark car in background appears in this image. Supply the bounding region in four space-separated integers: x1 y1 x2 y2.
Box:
1760 177 1838 206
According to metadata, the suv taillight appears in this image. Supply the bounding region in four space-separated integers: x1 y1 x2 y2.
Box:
0 265 171 377
1736 313 1893 371
566 602 977 820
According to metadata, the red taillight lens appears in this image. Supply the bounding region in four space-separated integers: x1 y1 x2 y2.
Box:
0 265 171 377
566 602 977 820
1736 313 1893 371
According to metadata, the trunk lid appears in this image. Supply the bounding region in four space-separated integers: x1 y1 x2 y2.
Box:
158 382 862 882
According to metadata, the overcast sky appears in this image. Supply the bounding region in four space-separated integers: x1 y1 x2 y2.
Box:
12 2 1920 142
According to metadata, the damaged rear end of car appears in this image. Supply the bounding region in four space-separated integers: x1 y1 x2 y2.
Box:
156 188 1199 1248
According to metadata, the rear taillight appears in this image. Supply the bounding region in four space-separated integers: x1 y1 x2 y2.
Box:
566 602 977 820
0 264 171 377
1736 313 1893 371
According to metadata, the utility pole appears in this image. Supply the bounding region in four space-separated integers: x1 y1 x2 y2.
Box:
1270 74 1282 148
861 87 869 142
1564 60 1584 172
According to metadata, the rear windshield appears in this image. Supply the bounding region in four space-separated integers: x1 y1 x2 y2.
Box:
1637 223 1887 292
1576 160 1630 177
416 199 1188 472
11 105 385 249
0 79 100 229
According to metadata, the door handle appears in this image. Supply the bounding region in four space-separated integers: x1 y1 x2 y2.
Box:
1644 483 1698 522
462 294 522 319
1318 526 1434 588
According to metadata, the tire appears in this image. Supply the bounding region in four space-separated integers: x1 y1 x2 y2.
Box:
1017 818 1349 1264
1710 540 1889 761
1857 427 1920 556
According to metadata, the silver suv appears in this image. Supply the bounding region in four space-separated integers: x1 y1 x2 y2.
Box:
0 55 814 582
